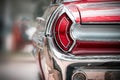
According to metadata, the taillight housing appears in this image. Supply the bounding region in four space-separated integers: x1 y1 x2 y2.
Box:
54 13 74 52
52 10 120 55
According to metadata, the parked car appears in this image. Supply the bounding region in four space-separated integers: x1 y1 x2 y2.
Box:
32 0 120 80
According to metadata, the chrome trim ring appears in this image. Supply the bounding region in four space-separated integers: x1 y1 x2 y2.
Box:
72 71 87 80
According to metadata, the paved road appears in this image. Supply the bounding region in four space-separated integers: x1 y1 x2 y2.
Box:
0 53 40 80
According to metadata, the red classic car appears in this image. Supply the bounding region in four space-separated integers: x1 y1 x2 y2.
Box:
32 0 120 80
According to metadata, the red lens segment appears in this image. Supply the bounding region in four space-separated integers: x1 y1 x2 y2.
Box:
54 13 73 51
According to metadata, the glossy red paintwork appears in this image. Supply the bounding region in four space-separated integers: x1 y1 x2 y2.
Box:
65 0 120 23
72 40 120 55
81 16 120 22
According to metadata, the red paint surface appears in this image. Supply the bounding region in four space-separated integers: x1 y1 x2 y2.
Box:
72 40 120 55
82 16 120 22
65 0 120 23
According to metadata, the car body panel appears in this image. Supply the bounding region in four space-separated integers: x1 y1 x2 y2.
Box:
65 0 120 23
32 0 120 80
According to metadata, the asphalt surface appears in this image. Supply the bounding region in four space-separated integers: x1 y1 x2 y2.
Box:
0 53 40 80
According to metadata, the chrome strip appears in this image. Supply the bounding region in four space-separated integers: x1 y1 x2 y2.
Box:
72 24 120 41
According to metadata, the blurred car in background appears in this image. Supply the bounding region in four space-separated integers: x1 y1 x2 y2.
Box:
33 0 120 80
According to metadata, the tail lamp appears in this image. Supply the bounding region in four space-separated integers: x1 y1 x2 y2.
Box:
54 13 74 51
53 13 120 55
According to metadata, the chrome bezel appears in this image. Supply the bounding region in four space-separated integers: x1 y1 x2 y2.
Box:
46 5 77 53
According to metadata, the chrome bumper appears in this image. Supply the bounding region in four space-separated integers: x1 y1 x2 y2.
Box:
34 36 120 80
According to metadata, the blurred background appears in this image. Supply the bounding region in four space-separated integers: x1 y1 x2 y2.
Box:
0 0 50 80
